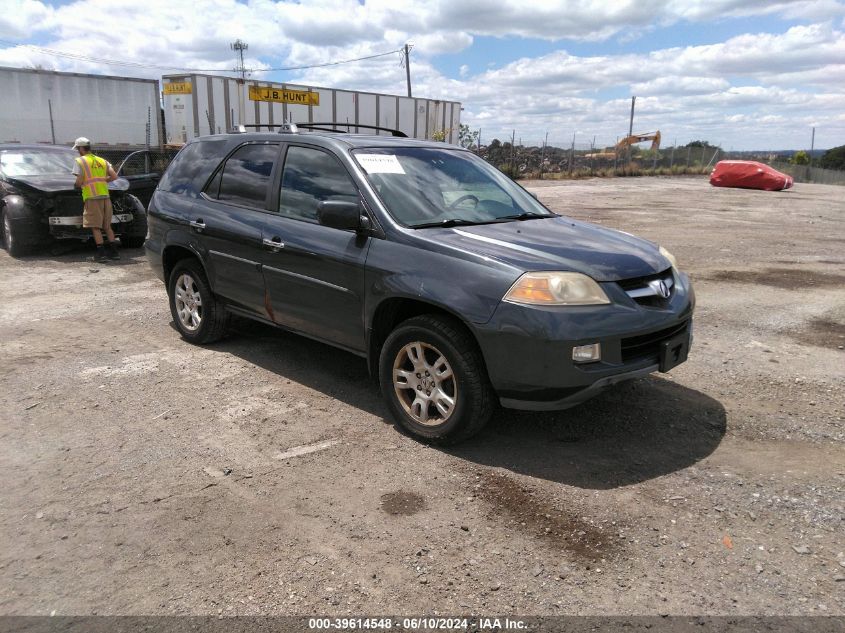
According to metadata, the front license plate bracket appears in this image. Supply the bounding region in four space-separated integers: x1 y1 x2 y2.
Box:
659 331 690 372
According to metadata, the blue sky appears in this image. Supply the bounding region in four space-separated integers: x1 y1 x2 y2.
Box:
435 14 792 78
1 0 844 150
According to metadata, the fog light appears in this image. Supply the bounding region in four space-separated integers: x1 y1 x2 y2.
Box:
572 343 601 363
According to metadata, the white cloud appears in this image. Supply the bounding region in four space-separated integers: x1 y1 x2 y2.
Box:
631 76 731 95
0 0 54 40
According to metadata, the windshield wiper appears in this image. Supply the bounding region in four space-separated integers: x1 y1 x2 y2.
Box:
495 212 556 221
412 218 495 228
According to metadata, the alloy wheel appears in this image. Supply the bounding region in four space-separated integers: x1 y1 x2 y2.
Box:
174 273 203 331
392 341 457 426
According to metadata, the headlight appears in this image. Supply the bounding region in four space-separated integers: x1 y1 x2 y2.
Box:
659 246 678 270
503 272 610 306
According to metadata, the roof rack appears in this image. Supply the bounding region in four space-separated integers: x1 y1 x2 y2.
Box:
285 122 407 137
231 124 278 133
231 122 407 137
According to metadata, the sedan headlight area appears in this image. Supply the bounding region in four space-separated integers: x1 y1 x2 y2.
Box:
504 272 610 306
659 246 678 270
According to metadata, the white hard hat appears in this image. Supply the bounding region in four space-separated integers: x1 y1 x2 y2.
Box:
72 137 91 149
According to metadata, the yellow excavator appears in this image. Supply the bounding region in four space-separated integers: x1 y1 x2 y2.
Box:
585 130 661 159
617 130 661 151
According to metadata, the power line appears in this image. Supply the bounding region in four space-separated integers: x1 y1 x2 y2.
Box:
257 49 403 72
0 39 404 73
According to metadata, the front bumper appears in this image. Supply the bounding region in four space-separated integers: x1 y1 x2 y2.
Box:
474 272 695 410
499 363 659 411
47 213 137 240
48 213 134 226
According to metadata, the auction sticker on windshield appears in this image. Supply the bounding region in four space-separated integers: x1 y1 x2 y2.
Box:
356 154 406 174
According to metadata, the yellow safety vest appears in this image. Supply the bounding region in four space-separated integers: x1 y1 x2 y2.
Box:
76 154 110 201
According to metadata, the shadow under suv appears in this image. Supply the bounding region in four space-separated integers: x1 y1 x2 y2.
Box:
145 124 694 444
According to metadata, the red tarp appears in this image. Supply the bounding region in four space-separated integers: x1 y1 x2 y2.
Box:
709 160 794 191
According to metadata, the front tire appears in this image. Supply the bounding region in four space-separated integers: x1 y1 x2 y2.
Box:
2 211 28 257
379 314 494 444
167 259 229 344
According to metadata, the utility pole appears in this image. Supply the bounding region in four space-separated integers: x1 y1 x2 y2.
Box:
510 129 516 178
539 130 548 179
808 126 816 181
47 99 55 145
810 126 815 164
627 95 636 165
404 44 413 98
231 39 248 125
231 39 248 79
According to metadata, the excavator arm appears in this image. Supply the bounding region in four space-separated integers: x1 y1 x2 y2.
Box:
617 130 661 151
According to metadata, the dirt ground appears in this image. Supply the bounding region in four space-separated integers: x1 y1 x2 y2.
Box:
1 176 843 617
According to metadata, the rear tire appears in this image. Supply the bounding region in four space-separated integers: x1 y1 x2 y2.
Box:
167 259 229 344
379 314 494 444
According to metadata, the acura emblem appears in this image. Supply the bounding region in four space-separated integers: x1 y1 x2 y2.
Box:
649 279 671 299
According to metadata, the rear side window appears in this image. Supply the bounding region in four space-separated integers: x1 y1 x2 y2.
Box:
214 144 279 209
159 139 228 197
279 146 358 222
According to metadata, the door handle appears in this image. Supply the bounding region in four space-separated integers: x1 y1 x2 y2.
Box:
189 219 206 230
262 237 285 249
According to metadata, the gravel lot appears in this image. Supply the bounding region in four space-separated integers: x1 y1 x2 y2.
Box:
1 176 843 616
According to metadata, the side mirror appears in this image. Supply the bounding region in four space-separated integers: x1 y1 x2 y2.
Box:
317 199 365 231
528 191 539 200
107 177 130 192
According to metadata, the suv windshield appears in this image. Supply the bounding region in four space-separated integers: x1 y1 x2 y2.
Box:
352 147 553 228
0 149 75 177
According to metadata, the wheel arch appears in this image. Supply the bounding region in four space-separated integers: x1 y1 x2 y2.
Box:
366 297 484 377
163 243 205 284
2 194 35 220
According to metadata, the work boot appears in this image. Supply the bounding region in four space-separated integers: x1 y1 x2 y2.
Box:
106 241 121 260
93 245 109 263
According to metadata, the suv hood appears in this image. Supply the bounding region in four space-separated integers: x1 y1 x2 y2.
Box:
428 216 667 282
5 174 76 194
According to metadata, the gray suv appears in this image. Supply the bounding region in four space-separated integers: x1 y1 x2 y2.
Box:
145 124 694 444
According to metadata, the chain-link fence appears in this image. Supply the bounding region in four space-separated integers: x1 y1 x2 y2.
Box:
91 147 181 176
470 139 719 180
466 135 845 185
89 147 181 209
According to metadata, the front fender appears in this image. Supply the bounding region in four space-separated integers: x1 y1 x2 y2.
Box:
127 193 146 215
2 194 36 221
364 238 519 326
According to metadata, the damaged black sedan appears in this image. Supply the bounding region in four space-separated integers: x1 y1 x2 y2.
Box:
0 144 147 256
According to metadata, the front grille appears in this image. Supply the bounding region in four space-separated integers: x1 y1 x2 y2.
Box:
617 268 674 307
621 320 689 363
53 194 84 216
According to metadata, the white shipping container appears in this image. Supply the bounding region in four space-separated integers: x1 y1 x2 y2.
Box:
162 73 461 144
0 66 161 146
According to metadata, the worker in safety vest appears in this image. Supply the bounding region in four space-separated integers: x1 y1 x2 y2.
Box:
72 137 119 262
